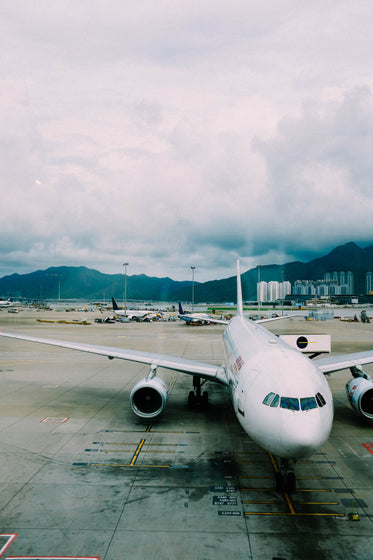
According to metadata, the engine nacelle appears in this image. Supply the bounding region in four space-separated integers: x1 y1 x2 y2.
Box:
130 376 168 419
346 377 373 421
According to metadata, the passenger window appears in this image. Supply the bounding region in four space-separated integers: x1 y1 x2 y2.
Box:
280 397 300 411
300 397 317 411
316 393 326 407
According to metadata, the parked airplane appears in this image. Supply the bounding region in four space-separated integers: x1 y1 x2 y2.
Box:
0 298 13 307
111 297 161 321
178 302 227 325
178 302 290 325
1 262 372 493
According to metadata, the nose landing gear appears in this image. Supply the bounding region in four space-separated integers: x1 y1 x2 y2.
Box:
275 459 296 493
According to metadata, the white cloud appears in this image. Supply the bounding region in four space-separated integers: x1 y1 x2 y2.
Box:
253 86 373 251
0 1 373 282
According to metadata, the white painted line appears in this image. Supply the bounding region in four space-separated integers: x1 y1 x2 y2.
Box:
0 534 17 558
40 417 69 424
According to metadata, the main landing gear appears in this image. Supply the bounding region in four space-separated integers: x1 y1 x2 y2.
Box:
188 376 209 409
275 459 297 493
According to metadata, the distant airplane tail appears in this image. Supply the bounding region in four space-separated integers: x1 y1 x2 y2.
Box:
112 297 120 311
236 260 243 318
178 302 185 315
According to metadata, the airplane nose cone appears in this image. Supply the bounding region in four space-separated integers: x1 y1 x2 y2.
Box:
280 414 332 459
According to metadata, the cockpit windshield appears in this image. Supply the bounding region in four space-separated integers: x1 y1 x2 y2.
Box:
280 397 299 411
262 392 280 407
300 396 317 410
262 392 326 411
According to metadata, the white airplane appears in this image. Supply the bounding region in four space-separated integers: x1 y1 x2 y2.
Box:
1 262 372 493
0 298 13 307
178 302 227 325
111 297 161 321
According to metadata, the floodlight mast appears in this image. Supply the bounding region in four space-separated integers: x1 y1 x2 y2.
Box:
191 266 196 313
123 262 128 316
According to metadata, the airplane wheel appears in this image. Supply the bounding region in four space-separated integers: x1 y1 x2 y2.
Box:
275 471 283 492
188 391 195 408
285 472 296 494
202 391 209 408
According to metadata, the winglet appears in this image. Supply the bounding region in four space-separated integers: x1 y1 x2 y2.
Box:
237 259 243 317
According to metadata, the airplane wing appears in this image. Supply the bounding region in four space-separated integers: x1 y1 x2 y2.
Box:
315 350 373 374
0 331 228 385
256 314 296 324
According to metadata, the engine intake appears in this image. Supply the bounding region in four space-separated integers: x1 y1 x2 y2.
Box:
130 375 167 419
346 377 373 420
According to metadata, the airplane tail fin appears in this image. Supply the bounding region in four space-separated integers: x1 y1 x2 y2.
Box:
112 297 119 311
178 302 185 315
236 259 243 318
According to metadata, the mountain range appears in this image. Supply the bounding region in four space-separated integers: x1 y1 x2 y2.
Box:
1 242 373 302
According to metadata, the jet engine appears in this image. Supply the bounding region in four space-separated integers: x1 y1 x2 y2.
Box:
346 376 373 420
130 375 168 419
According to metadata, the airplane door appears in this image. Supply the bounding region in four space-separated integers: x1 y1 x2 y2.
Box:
234 368 260 420
237 388 246 417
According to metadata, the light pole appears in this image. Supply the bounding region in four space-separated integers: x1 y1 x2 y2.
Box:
191 266 196 313
281 269 284 316
257 265 261 315
123 262 128 317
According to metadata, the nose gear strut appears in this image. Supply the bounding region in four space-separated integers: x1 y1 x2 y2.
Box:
275 459 297 493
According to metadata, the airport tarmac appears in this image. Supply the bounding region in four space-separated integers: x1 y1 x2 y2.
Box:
0 310 372 559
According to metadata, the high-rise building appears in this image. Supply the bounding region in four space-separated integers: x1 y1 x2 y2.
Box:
366 272 373 294
294 271 355 297
346 271 354 294
257 280 292 302
280 281 292 299
268 281 280 302
257 281 268 303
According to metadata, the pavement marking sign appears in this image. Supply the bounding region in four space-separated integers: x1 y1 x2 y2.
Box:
41 384 61 389
240 452 346 517
362 443 373 455
0 534 17 558
40 417 69 423
75 435 186 468
1 534 100 559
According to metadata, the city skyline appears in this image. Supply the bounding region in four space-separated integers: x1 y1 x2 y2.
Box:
257 270 373 301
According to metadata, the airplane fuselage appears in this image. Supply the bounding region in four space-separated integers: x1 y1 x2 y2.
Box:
223 315 333 460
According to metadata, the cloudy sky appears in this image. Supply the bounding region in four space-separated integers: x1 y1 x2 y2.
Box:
1 1 373 282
